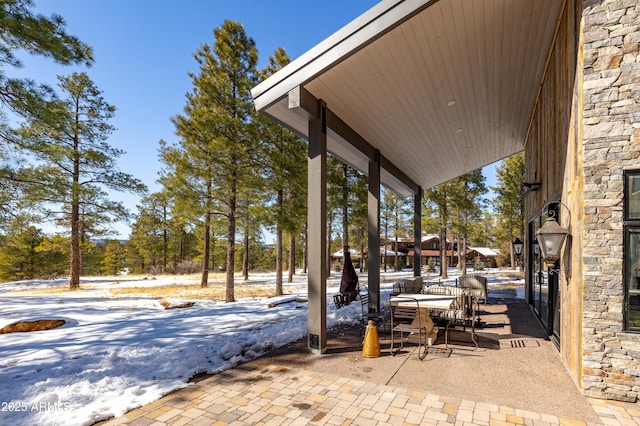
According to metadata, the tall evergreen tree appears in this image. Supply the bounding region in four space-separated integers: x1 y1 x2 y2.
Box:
35 233 69 278
425 181 455 278
158 136 216 284
469 211 497 247
0 0 93 230
101 240 126 275
351 172 368 272
17 72 146 289
128 192 171 273
493 153 525 267
449 169 487 274
168 20 259 301
260 47 307 294
0 222 43 280
0 0 92 121
382 188 411 272
327 156 343 273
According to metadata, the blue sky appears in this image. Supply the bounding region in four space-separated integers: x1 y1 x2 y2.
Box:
12 1 498 238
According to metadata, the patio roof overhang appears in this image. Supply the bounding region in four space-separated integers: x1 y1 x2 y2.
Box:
251 0 564 196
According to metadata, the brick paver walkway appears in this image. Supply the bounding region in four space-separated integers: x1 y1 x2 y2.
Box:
100 361 640 426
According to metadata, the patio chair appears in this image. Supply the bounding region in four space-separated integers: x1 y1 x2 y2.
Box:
389 297 429 360
391 277 423 296
439 287 478 350
458 275 488 303
333 294 351 309
421 284 452 323
359 286 388 334
422 284 452 295
458 274 488 324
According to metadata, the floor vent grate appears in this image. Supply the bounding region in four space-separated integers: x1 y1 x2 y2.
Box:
501 339 541 349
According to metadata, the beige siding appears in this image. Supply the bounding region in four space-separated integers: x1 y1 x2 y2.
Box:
524 0 583 386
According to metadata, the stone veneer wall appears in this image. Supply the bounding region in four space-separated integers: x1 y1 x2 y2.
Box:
582 0 640 402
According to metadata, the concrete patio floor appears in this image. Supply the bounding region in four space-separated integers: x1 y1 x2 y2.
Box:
100 292 640 425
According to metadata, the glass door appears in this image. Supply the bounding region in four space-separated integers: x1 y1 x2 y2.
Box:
529 219 548 328
528 214 558 338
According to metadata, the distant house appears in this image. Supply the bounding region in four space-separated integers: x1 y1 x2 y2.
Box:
413 234 450 267
466 247 499 268
379 236 408 268
330 248 362 269
392 234 498 269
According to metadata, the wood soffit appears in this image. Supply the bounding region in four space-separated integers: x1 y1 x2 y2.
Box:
252 0 564 196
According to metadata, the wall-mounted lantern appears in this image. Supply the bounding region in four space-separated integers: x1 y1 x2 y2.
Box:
512 238 524 259
536 202 571 267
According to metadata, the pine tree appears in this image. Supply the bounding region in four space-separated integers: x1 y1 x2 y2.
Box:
0 0 92 120
425 181 455 278
101 240 126 275
493 153 525 267
0 0 92 230
17 72 146 289
382 190 411 272
158 137 214 282
0 223 43 280
128 192 171 274
259 47 307 292
449 170 487 274
327 161 367 273
165 20 259 301
350 172 368 272
35 233 69 278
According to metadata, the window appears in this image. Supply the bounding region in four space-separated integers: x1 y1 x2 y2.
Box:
627 173 640 219
624 171 640 330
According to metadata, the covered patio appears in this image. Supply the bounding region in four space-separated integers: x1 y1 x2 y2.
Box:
251 0 564 354
101 288 632 425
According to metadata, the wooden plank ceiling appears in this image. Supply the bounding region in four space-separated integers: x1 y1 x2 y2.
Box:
252 0 563 195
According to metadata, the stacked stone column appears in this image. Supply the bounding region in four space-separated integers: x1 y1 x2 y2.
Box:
582 0 640 402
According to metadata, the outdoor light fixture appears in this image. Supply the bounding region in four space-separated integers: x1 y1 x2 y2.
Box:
536 201 571 269
512 238 524 259
520 182 541 196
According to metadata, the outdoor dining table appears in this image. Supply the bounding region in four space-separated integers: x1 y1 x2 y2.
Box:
385 294 457 348
386 294 457 329
386 294 457 309
386 293 478 351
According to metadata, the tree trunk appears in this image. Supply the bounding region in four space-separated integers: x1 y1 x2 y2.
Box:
201 211 210 288
394 236 399 272
162 204 167 274
288 234 295 283
210 235 216 276
510 226 516 269
275 227 283 296
243 231 249 281
440 226 448 279
69 128 81 290
79 220 85 276
303 222 308 274
180 231 185 262
70 201 80 290
226 190 236 302
461 235 468 275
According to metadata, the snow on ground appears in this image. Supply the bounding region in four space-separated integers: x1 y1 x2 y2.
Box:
0 268 523 426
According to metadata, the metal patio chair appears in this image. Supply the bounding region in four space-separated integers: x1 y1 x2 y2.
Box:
359 286 388 335
389 297 429 360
